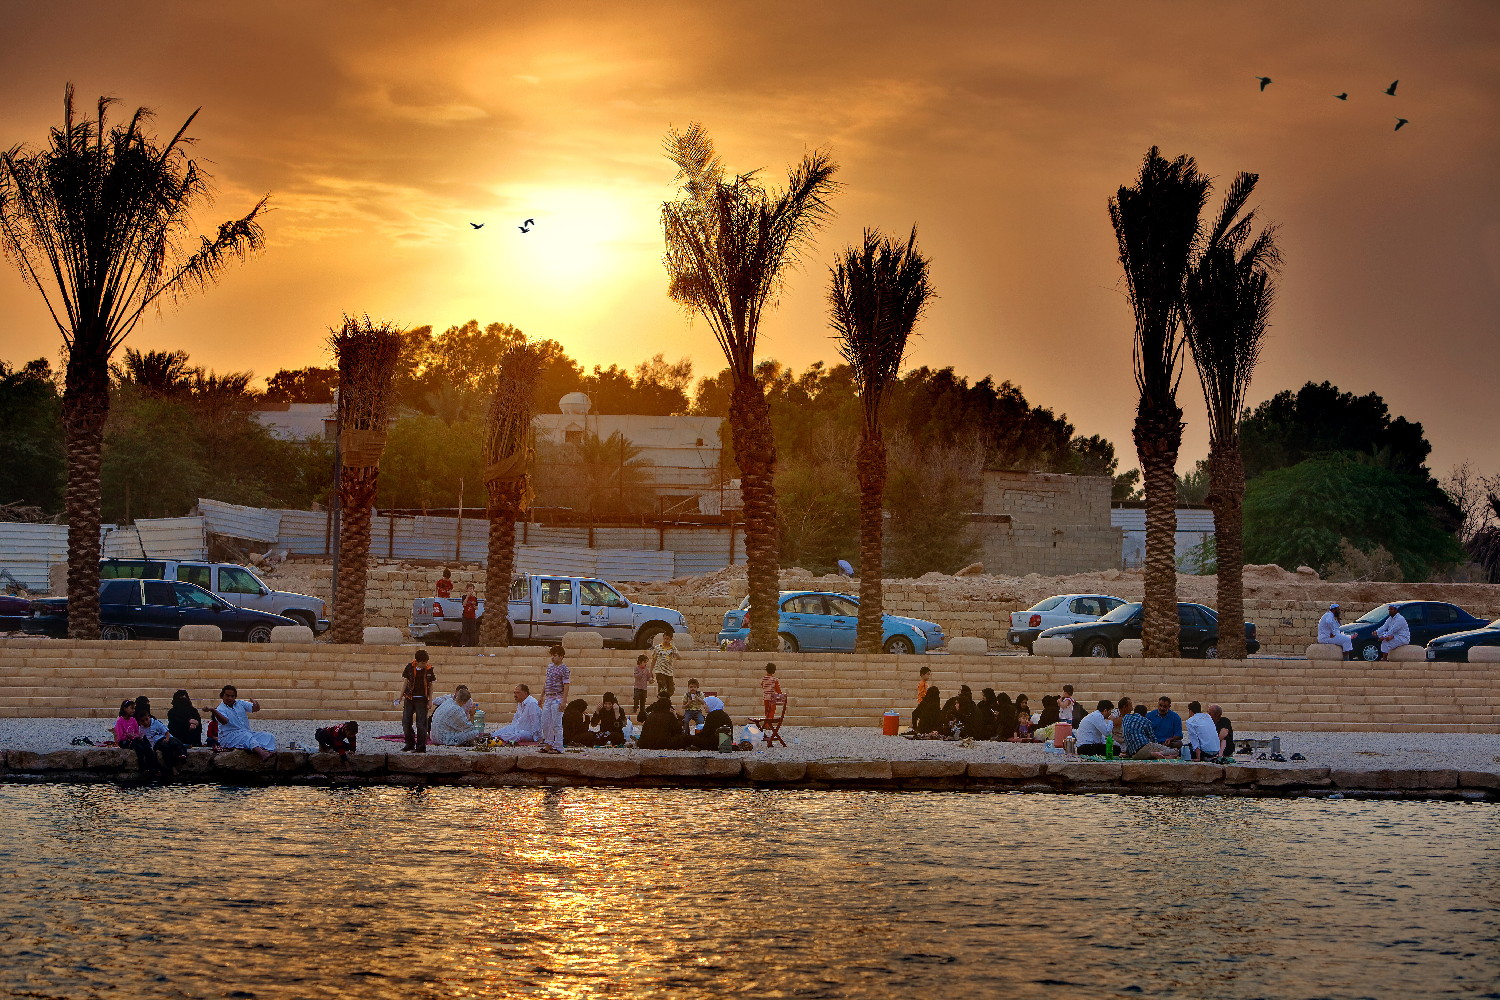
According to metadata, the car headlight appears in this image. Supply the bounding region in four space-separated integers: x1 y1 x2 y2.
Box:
1433 640 1460 648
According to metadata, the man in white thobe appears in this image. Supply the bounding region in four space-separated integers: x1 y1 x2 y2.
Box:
495 684 543 744
1375 605 1411 660
1317 603 1354 659
431 685 483 747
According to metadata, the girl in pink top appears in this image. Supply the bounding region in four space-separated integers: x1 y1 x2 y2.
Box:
760 662 784 720
113 700 139 744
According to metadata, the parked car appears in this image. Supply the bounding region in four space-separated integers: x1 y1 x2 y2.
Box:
409 574 687 649
1425 618 1500 661
1036 601 1259 658
0 593 33 630
1007 594 1126 652
99 558 328 633
1339 601 1490 662
715 591 946 654
26 579 298 642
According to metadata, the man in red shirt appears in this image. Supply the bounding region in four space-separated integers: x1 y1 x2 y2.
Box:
435 568 453 599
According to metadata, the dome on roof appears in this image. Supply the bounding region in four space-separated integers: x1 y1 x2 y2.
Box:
559 392 591 415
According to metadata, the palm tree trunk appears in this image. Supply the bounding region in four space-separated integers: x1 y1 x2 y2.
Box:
482 483 526 647
1135 399 1182 657
61 360 109 640
331 466 378 644
855 430 886 653
1209 440 1246 660
730 377 780 652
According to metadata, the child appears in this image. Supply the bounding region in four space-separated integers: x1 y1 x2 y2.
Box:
1011 694 1037 742
632 654 652 720
113 699 139 745
1058 684 1077 728
681 679 707 734
460 584 480 647
592 692 628 747
315 721 359 758
760 662 784 721
652 633 679 699
916 665 932 703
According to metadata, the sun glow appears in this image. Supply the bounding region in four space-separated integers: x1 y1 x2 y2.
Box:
482 183 659 299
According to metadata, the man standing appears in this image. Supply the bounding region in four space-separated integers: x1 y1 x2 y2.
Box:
1375 605 1411 661
539 645 570 754
399 649 435 753
1317 603 1354 660
460 583 480 648
651 633 679 700
1184 701 1222 761
1147 695 1183 748
431 684 483 747
1075 699 1115 755
496 684 542 744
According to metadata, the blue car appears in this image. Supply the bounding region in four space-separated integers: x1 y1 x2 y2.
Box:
1424 617 1500 662
26 578 298 642
1339 601 1490 662
716 591 945 654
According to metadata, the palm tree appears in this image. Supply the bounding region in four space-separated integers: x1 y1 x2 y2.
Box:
480 343 545 646
572 430 654 514
0 85 266 638
330 316 404 644
1184 173 1280 659
1108 147 1209 657
661 123 838 652
113 348 195 396
829 227 934 652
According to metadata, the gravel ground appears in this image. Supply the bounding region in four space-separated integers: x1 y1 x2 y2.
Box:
5 718 1497 773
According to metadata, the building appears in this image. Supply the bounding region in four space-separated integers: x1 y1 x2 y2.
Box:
1111 504 1216 572
970 470 1123 575
252 402 336 442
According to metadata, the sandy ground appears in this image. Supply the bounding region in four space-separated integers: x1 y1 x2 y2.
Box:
6 718 1497 774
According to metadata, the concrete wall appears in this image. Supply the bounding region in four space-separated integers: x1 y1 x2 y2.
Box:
2 639 1494 734
974 471 1121 575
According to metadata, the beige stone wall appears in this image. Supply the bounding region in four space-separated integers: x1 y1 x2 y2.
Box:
3 638 1495 734
974 471 1121 575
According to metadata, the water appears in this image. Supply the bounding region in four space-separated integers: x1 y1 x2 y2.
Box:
0 785 1496 1000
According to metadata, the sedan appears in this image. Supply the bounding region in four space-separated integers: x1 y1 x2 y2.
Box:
26 578 297 642
1425 618 1500 662
1008 594 1126 651
1339 601 1490 662
1037 601 1260 658
716 591 945 654
0 593 32 631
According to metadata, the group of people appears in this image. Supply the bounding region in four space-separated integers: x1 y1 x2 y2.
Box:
111 684 278 777
908 668 1235 761
1317 602 1409 660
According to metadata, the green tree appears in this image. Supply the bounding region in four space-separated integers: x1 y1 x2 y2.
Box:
264 366 338 403
0 358 64 512
1240 381 1431 479
0 86 266 637
376 414 486 510
884 433 982 577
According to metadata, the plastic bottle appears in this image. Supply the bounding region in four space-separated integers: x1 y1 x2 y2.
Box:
1180 743 1193 761
1105 732 1115 760
472 709 486 732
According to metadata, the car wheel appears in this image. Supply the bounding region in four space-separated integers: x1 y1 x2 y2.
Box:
778 632 799 653
99 625 132 641
635 624 672 650
1357 641 1381 662
283 611 315 630
245 625 274 643
1085 638 1113 658
1202 643 1219 659
883 635 916 655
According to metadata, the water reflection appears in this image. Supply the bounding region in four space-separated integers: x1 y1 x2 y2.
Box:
0 785 1495 999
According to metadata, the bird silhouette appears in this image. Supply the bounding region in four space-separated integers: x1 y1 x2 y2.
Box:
523 218 536 227
518 218 536 233
1394 117 1409 131
469 223 484 229
1334 92 1348 100
1385 80 1399 96
1256 76 1272 91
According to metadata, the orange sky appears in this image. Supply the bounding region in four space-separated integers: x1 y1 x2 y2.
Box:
1 1 1497 475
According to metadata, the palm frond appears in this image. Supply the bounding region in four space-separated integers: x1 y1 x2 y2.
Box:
329 314 404 434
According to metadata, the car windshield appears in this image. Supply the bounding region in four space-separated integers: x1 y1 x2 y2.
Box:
1355 605 1392 624
1027 596 1065 613
1489 618 1500 630
1099 602 1141 624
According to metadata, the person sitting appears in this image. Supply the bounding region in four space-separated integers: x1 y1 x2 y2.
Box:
210 685 275 761
113 699 139 747
1207 704 1234 753
315 721 360 758
495 684 543 744
1184 700 1222 761
1075 699 1116 755
994 692 1016 741
940 697 966 738
637 697 692 750
911 687 942 735
592 692 628 747
563 698 597 747
134 696 187 778
1010 694 1038 742
431 685 484 747
1147 696 1184 748
1375 605 1411 661
681 678 707 734
690 707 736 751
1120 699 1174 759
1317 603 1354 660
970 689 999 741
956 685 978 734
1037 694 1061 730
167 689 202 747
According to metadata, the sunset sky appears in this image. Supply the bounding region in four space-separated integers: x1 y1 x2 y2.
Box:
1 1 1496 475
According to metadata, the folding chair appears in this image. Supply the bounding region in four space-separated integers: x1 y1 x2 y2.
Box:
753 697 788 747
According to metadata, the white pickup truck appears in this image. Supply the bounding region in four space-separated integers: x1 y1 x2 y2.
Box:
408 574 687 649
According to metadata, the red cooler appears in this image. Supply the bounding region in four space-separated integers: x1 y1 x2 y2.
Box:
882 710 901 736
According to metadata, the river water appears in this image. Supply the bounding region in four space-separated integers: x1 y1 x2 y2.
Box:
0 784 1495 999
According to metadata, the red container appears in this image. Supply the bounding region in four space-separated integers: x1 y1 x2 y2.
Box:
882 711 901 736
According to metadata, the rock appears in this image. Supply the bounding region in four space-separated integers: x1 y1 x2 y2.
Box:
362 627 405 644
470 753 520 775
805 760 893 782
179 749 216 775
743 760 806 783
213 750 272 773
1295 566 1320 579
1458 771 1500 789
1046 762 1122 784
638 756 743 778
1467 646 1500 663
178 624 223 642
274 751 309 773
1120 762 1223 784
1306 643 1344 660
954 562 984 577
559 630 605 650
946 636 988 655
1251 767 1330 788
387 752 472 774
270 625 315 643
8 750 90 771
1221 765 1261 786
1330 769 1458 790
967 762 1043 780
81 749 135 771
670 632 695 651
1115 639 1143 658
309 751 387 774
1386 644 1425 662
517 755 641 779
891 759 967 779
1031 637 1074 657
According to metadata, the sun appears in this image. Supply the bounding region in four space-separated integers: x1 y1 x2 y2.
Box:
483 183 659 299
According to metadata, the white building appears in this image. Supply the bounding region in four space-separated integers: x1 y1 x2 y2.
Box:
252 402 337 442
1111 505 1216 572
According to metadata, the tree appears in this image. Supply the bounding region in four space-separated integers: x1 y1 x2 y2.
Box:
1467 494 1500 584
661 123 838 651
264 366 338 403
1240 381 1431 479
330 316 404 644
481 343 545 646
563 431 656 514
884 433 982 577
1108 147 1209 656
1183 171 1279 658
0 85 266 637
830 226 933 651
0 359 64 512
112 348 195 396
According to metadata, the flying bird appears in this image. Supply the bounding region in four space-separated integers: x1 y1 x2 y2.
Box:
1385 80 1399 95
518 217 536 233
1256 76 1272 91
469 222 484 229
1334 92 1348 100
1394 117 1409 131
